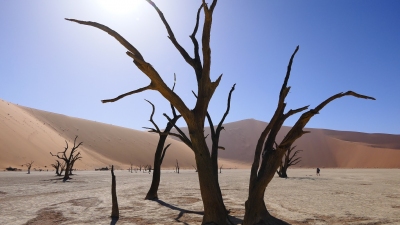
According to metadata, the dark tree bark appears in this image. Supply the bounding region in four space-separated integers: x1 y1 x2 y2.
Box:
50 136 83 181
175 160 180 174
243 46 375 225
51 160 65 176
67 1 233 223
111 165 119 218
144 98 180 200
276 145 302 178
25 161 34 174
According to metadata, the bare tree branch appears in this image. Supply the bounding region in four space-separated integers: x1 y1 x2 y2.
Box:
163 113 192 149
101 84 154 103
66 19 191 119
281 91 375 148
283 105 309 119
160 143 171 164
191 5 203 56
250 46 300 190
65 18 144 61
145 0 194 68
145 99 161 133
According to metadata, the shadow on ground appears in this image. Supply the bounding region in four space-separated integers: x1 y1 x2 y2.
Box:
154 199 247 225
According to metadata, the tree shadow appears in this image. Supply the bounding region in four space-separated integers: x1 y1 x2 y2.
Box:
110 217 119 225
265 214 292 225
154 199 243 225
154 199 203 224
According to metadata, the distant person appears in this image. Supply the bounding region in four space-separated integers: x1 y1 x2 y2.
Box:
316 168 320 176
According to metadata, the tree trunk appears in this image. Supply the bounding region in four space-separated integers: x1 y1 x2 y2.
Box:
245 149 287 225
145 135 167 200
244 185 271 225
191 131 228 225
279 168 287 178
63 163 70 181
277 165 288 178
111 165 119 218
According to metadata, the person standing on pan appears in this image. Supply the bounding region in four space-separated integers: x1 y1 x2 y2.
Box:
316 167 320 176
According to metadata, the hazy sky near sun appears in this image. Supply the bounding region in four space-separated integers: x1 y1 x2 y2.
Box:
1 0 399 134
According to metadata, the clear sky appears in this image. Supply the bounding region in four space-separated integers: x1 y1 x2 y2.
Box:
1 0 399 134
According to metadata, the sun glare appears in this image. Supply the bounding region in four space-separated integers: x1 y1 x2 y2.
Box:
99 0 141 15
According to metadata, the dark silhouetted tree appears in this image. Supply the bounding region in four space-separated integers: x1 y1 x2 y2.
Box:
175 159 179 174
143 97 179 200
51 160 65 176
25 161 34 174
243 46 375 225
111 165 119 219
67 0 236 221
276 145 302 178
50 136 83 181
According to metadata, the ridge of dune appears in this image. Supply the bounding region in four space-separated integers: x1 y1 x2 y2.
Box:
174 118 400 168
2 99 400 170
0 99 197 171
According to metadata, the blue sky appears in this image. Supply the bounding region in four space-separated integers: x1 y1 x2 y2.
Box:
1 0 399 134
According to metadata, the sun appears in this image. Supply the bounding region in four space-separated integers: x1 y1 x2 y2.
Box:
98 0 141 15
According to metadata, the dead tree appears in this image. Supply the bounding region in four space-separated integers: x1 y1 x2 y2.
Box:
68 1 235 223
59 162 66 176
220 165 223 174
192 165 198 172
51 160 65 176
25 161 34 174
111 165 119 218
276 146 302 178
243 46 375 225
147 165 152 174
143 80 181 199
50 136 83 181
175 160 179 174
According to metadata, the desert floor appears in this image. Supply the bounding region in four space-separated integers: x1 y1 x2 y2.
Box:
0 169 399 225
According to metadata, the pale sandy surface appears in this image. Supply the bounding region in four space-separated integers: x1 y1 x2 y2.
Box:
0 169 399 225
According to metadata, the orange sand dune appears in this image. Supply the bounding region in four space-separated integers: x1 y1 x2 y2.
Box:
0 99 203 171
2 98 399 171
175 119 400 168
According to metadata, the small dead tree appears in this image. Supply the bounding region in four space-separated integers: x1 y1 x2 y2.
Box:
220 165 223 174
50 136 83 181
143 82 181 199
25 161 34 174
111 165 119 218
276 145 302 178
243 46 375 224
175 160 179 174
192 165 198 172
51 160 65 176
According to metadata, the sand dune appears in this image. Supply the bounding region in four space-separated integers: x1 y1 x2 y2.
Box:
0 99 201 171
176 119 400 168
1 98 399 171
